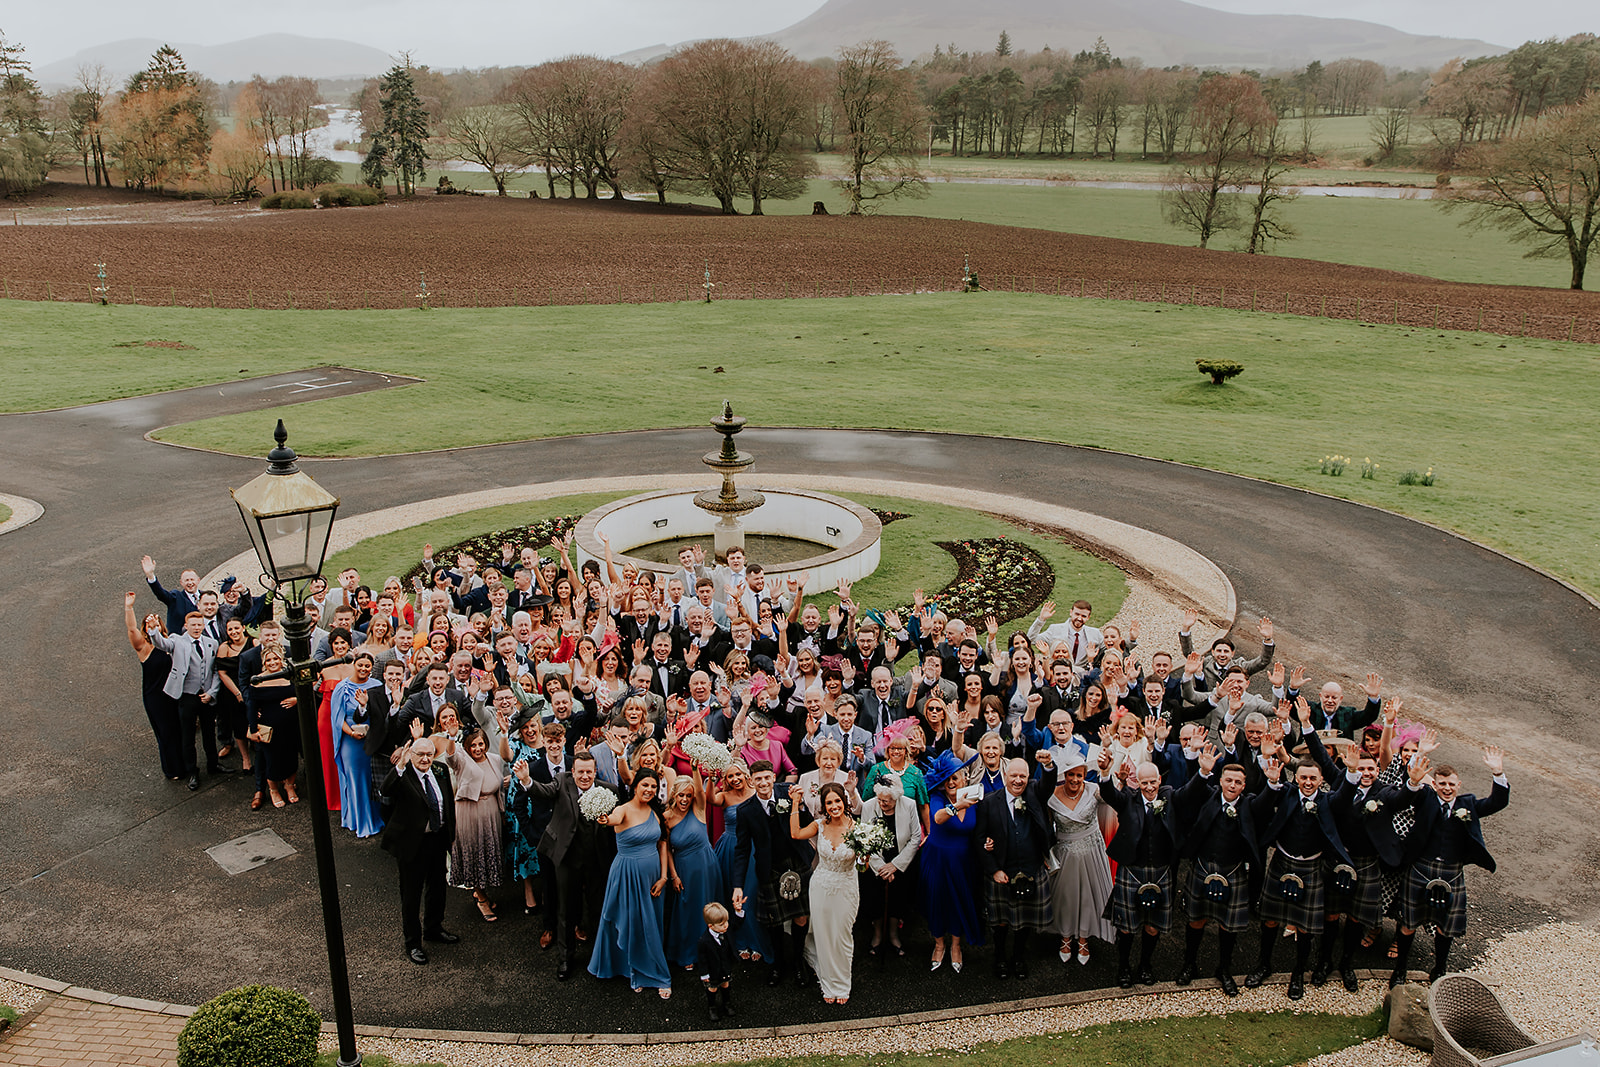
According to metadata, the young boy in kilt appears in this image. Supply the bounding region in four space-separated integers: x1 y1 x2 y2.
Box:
1390 747 1509 985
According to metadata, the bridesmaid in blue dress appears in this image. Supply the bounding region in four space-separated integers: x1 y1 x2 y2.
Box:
330 658 384 838
589 771 674 997
713 762 772 961
664 771 725 969
921 758 986 971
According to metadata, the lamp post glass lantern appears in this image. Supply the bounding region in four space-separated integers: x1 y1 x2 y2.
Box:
232 420 360 1067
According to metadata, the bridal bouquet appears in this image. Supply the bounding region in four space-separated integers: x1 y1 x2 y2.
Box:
844 820 897 871
681 733 735 773
578 785 619 822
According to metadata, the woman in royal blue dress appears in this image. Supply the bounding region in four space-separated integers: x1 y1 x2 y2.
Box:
329 652 384 838
713 760 772 961
921 750 986 972
589 770 674 997
664 771 725 969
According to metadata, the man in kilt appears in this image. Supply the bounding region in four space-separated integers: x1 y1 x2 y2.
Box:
1317 742 1407 991
1175 744 1262 995
730 759 816 988
1247 724 1355 1000
1389 747 1509 985
1096 751 1180 987
978 758 1054 979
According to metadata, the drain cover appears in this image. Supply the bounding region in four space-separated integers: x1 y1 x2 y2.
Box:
206 828 297 875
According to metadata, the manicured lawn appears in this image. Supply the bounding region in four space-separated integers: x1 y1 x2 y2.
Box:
692 1008 1384 1067
0 502 12 525
7 293 1598 596
324 493 1130 631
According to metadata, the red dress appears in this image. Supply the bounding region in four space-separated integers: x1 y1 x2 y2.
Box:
316 678 341 811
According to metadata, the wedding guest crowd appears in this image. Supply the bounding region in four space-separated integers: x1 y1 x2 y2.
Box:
131 538 1508 1011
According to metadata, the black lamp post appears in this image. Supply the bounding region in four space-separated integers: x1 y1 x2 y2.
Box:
232 420 360 1067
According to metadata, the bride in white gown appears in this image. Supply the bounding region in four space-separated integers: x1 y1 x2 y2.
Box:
790 780 860 1004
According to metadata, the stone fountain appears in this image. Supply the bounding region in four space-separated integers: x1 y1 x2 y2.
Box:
693 401 765 559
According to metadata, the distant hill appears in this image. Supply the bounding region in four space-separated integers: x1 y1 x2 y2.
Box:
35 34 395 89
743 0 1504 69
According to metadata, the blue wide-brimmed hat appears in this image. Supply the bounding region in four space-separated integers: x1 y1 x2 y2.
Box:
922 749 979 791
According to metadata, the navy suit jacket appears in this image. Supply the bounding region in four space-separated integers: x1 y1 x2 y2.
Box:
1398 780 1508 872
1100 778 1181 865
1176 771 1263 863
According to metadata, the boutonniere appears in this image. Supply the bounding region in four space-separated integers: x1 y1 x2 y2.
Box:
775 798 791 814
1454 807 1471 822
1151 799 1167 814
1224 804 1239 819
1364 799 1381 813
1303 799 1318 814
1015 797 1028 814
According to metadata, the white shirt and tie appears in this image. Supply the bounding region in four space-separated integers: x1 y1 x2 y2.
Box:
417 765 443 830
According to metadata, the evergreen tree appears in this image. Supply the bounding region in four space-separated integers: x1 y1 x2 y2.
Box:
996 30 1013 58
362 62 429 196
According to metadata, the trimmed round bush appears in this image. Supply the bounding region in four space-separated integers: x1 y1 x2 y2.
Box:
260 190 315 209
175 984 321 1067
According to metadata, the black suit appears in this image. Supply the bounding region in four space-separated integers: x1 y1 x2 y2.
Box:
1101 778 1180 867
1398 781 1508 872
399 687 470 734
731 784 814 900
644 657 690 699
379 762 456 951
514 772 619 961
697 913 745 984
976 784 1052 881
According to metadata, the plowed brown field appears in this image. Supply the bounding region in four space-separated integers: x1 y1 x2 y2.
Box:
4 183 1598 340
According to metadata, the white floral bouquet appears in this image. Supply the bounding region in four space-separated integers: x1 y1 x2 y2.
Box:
844 820 897 870
681 733 735 773
578 785 619 822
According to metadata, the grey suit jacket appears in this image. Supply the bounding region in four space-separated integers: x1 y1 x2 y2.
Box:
151 629 220 701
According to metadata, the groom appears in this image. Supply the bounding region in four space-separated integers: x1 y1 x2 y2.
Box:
730 760 815 988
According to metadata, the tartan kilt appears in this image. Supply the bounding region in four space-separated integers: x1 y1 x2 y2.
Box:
1104 864 1173 933
986 873 1054 930
1184 859 1251 932
757 864 811 926
1324 853 1384 927
1259 851 1327 933
1401 857 1468 937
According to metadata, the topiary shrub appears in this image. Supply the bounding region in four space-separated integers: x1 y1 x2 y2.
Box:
260 190 315 209
1195 358 1244 385
303 157 342 186
175 984 321 1067
315 183 384 207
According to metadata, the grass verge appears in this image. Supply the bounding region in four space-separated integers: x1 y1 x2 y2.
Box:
0 503 13 525
324 492 1130 632
9 293 1598 598
691 1008 1385 1067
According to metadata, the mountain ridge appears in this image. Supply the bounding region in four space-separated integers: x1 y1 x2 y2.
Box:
34 33 395 88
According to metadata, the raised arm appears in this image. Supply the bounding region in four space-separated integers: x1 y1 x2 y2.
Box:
124 592 153 656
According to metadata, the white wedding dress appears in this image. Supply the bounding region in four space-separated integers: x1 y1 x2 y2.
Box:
805 827 861 1000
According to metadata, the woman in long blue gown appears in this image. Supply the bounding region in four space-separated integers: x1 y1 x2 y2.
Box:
921 763 986 970
330 661 383 838
664 772 725 968
589 771 674 996
713 762 772 960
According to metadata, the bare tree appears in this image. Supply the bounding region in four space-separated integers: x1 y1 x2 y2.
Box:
833 40 927 215
1161 73 1274 248
439 104 531 194
737 41 816 214
1081 67 1128 159
1245 120 1298 253
1442 95 1600 289
1421 58 1511 169
1369 107 1410 161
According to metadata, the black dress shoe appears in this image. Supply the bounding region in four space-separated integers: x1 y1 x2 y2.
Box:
407 947 429 965
1216 971 1240 997
187 774 200 791
766 968 782 987
1311 961 1333 987
1388 968 1408 988
1138 969 1156 986
1287 973 1305 1000
1118 967 1135 989
994 960 1010 979
1340 964 1359 992
1245 968 1271 989
424 929 460 944
1012 959 1029 980
556 960 573 981
1175 966 1195 987
1428 966 1448 984
208 764 235 775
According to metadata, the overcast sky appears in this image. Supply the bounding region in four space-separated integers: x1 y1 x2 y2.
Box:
9 0 1594 69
